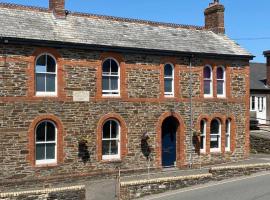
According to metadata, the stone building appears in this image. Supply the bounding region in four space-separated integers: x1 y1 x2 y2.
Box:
0 0 252 188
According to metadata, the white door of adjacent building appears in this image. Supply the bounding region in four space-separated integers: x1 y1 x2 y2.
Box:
250 95 267 124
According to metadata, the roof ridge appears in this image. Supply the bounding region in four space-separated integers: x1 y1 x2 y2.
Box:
0 2 205 31
71 12 205 30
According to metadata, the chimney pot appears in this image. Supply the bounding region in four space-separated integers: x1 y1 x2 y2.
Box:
204 0 225 34
49 0 65 18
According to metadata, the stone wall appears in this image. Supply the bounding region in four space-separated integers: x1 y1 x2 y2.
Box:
0 185 85 200
250 134 270 154
0 44 250 190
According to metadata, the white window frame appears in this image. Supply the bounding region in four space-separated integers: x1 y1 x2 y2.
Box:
225 119 231 151
35 53 57 97
200 119 206 153
164 63 174 97
216 66 226 98
35 120 57 165
102 120 121 160
210 119 221 152
250 96 256 111
102 58 120 97
203 65 213 97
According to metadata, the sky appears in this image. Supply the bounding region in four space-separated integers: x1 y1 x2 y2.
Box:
1 0 270 63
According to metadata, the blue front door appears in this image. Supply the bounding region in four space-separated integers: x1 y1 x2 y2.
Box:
162 131 176 167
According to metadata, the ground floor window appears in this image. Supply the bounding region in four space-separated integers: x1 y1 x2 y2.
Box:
210 118 221 152
200 119 206 153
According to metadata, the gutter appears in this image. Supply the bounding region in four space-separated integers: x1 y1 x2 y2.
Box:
0 37 254 60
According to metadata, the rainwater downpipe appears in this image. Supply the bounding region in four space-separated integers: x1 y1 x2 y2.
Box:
188 55 194 168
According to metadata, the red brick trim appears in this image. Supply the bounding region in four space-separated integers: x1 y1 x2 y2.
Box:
27 115 65 167
155 112 186 168
27 48 66 99
96 52 127 99
96 113 128 161
196 115 211 154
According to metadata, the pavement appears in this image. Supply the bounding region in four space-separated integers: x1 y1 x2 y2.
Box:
138 171 270 200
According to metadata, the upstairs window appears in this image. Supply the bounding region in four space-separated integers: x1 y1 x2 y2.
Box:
102 120 120 159
102 58 120 96
210 119 221 152
200 119 206 153
225 119 231 151
35 121 57 165
164 64 174 97
217 66 225 97
204 65 213 97
35 54 57 96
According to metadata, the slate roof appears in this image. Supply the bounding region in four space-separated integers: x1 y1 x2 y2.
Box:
250 62 270 90
0 3 252 57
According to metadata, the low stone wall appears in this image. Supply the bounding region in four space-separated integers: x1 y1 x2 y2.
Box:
250 134 270 154
120 174 213 200
0 185 85 200
209 163 270 180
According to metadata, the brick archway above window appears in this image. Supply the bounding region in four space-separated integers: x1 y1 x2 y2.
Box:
27 114 64 167
96 113 128 161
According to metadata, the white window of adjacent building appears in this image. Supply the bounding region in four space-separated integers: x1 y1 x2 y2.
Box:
35 54 57 96
102 120 120 160
210 118 221 152
257 97 264 112
225 119 231 151
200 119 206 153
164 64 174 97
250 96 256 111
204 65 213 97
35 121 57 165
217 66 226 97
102 58 120 96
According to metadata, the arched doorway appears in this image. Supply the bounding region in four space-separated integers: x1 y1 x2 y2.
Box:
162 116 179 167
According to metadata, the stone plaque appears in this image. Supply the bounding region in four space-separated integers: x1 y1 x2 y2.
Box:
73 91 90 102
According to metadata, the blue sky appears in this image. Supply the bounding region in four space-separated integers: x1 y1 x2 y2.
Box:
2 0 270 62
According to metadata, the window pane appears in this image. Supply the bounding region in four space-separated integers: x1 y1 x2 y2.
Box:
47 56 56 72
110 77 118 91
211 120 219 134
111 121 118 138
217 67 224 79
102 140 110 155
46 122 55 141
46 74 56 92
46 143 56 159
110 140 118 155
36 122 46 142
164 64 173 76
36 55 46 67
210 135 219 148
204 80 211 94
36 74 46 92
165 79 172 93
200 136 204 149
36 65 46 73
225 135 229 148
110 60 118 74
102 60 110 73
36 144 45 160
102 76 109 91
204 67 211 78
200 121 205 136
103 121 110 138
217 80 224 95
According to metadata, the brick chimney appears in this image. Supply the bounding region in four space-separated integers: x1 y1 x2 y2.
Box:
264 51 270 86
49 0 66 18
204 0 225 34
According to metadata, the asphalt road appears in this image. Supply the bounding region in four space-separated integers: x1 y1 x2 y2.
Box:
140 172 270 200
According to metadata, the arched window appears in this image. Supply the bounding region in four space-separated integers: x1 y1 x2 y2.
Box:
35 54 57 95
204 65 212 97
217 66 225 97
35 120 57 165
164 64 174 97
200 119 206 152
102 120 120 159
225 119 231 151
210 119 221 152
102 58 120 96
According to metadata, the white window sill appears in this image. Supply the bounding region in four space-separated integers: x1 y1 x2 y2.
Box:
35 92 57 97
210 148 221 153
102 155 120 161
36 159 57 166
